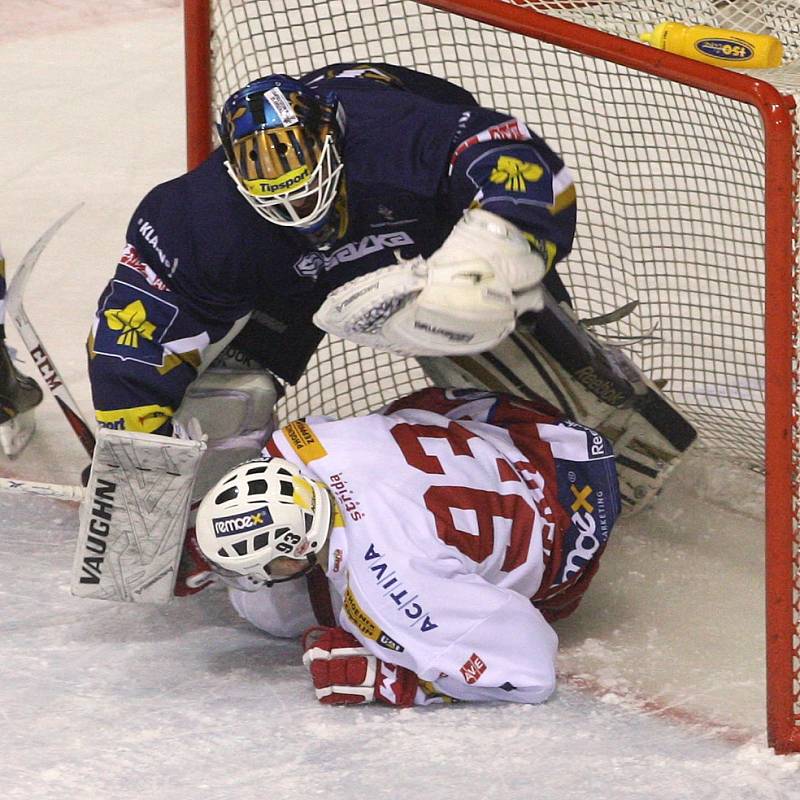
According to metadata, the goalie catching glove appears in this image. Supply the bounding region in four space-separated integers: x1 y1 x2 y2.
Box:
313 209 546 356
302 626 418 706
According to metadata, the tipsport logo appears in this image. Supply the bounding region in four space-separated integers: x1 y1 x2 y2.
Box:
696 38 754 62
213 506 273 537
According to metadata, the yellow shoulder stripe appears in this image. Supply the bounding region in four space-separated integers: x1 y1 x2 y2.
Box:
95 404 174 433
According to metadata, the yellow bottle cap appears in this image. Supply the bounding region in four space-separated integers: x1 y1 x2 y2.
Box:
640 21 672 50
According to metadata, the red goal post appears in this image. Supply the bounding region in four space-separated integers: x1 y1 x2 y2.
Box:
183 0 800 752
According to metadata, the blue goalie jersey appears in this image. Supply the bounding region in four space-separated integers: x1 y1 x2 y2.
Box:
88 63 577 434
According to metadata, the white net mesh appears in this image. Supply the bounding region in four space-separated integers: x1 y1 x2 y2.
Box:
203 0 797 474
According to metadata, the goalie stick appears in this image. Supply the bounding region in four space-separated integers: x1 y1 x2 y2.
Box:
0 476 84 502
6 204 96 457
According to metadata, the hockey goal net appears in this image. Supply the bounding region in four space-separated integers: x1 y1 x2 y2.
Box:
184 0 800 752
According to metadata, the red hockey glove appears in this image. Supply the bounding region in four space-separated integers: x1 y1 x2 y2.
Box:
174 527 218 596
302 626 418 707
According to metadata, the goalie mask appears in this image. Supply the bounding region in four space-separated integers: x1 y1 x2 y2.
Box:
219 75 345 231
195 457 333 588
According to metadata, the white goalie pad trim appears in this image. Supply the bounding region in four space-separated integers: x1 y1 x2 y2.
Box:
173 367 279 500
71 428 206 604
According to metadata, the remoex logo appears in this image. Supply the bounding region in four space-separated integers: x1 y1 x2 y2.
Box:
460 653 487 685
212 506 272 537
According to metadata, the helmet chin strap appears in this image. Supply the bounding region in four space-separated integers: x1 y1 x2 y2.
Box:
217 552 319 592
261 504 334 587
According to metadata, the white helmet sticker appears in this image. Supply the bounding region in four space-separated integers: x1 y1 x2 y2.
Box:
265 87 299 127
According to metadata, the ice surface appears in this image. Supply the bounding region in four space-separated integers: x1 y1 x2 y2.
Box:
2 3 800 798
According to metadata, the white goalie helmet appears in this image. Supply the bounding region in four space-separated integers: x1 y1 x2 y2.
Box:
195 457 332 588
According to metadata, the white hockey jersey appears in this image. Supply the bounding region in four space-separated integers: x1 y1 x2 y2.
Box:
249 388 621 705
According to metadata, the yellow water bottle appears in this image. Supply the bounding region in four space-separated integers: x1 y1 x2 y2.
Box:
640 21 783 68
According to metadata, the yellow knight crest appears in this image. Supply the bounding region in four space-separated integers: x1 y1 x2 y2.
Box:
104 300 156 348
490 156 544 192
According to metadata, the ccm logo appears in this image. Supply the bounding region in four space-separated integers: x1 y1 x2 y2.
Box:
460 653 487 685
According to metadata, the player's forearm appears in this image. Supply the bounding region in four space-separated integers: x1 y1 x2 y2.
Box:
416 595 559 705
446 118 577 271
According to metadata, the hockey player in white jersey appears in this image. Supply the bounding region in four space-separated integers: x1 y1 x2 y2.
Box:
192 387 621 707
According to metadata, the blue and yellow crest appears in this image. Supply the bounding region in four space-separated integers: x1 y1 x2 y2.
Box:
93 281 178 366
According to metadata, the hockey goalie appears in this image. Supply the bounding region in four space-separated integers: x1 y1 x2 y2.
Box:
85 62 695 521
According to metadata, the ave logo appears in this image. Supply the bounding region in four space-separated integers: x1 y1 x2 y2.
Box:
460 652 487 685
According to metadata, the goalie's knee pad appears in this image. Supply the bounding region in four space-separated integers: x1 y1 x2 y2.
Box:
173 361 281 498
419 294 697 514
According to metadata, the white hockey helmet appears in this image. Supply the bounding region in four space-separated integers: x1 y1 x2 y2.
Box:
218 74 345 230
195 457 332 588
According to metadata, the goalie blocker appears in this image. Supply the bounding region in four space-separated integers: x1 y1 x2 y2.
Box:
421 292 697 513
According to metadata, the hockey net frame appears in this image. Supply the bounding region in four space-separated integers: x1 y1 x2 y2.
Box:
183 0 800 753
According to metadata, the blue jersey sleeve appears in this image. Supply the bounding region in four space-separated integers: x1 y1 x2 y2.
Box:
87 152 323 433
87 260 248 434
445 109 577 272
319 65 577 273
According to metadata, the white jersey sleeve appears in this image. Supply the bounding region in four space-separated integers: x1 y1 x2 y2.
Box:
340 536 558 704
227 579 317 638
420 592 557 704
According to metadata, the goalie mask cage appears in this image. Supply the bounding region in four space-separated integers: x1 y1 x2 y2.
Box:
184 0 800 753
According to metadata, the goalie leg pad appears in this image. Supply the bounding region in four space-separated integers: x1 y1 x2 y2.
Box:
419 295 697 514
173 363 280 499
